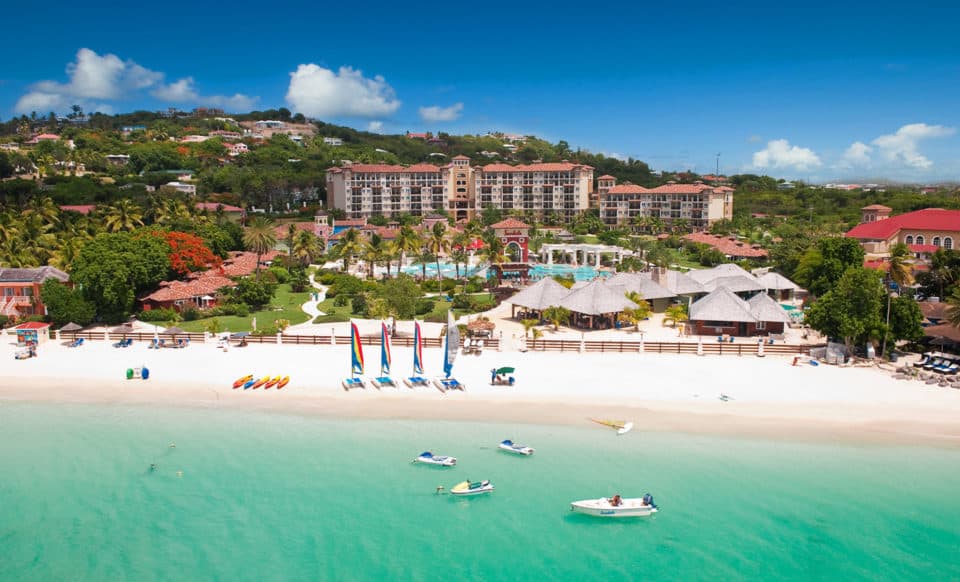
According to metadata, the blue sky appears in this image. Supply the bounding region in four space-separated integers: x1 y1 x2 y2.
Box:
3 0 960 182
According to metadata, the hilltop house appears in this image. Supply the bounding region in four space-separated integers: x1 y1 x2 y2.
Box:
0 266 70 320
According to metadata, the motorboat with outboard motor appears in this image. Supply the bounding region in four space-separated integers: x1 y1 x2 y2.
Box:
570 493 658 517
498 439 534 456
413 451 457 466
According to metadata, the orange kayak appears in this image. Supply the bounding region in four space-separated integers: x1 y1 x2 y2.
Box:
233 374 253 389
276 376 290 389
252 375 270 389
264 376 281 389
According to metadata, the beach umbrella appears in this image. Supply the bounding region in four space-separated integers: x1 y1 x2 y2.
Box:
111 323 135 334
495 367 516 375
929 336 957 346
162 326 187 335
60 322 83 332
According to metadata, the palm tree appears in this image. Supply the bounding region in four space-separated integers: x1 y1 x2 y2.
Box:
24 197 60 227
617 292 652 331
335 227 364 272
393 225 420 275
427 221 450 282
287 223 297 261
542 305 571 331
450 231 471 279
364 233 386 279
102 199 144 233
242 217 276 279
664 304 688 328
926 249 957 300
480 233 507 286
291 230 321 267
520 318 539 339
882 242 916 356
945 287 960 328
672 218 690 234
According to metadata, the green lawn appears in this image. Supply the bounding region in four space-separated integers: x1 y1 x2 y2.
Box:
177 284 313 333
313 292 497 324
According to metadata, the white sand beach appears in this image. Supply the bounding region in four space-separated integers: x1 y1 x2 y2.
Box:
2 336 959 447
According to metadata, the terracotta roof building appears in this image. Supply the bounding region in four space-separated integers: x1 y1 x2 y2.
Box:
326 155 594 222
846 207 960 254
600 181 733 230
683 232 768 259
0 266 70 320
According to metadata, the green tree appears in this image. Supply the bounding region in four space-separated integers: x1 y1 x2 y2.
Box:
235 277 276 309
242 217 276 279
664 304 688 328
806 267 885 351
40 279 95 326
542 305 571 331
427 221 450 281
335 227 364 271
945 287 960 328
793 237 865 297
393 225 421 275
618 292 651 331
102 199 144 233
71 232 171 322
377 275 422 319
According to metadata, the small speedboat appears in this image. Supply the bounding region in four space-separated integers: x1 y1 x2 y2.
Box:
450 480 494 496
413 451 456 466
498 440 534 456
570 493 658 518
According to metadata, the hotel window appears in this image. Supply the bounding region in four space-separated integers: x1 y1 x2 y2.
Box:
933 237 941 247
916 235 925 245
905 235 914 244
945 237 953 249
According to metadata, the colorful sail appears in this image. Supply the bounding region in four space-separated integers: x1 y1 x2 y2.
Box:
350 321 364 375
413 321 424 375
381 321 391 375
443 310 459 378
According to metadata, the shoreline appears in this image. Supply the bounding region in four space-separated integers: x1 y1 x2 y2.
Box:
3 340 960 448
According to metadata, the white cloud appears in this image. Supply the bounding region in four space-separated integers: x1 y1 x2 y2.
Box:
367 121 384 133
839 141 873 167
418 102 463 122
286 64 400 119
751 139 822 171
871 123 955 169
15 48 257 114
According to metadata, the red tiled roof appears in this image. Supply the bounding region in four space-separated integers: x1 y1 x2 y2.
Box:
345 164 407 173
335 219 368 227
35 134 59 140
607 184 652 194
273 222 317 238
481 162 591 172
650 183 714 194
490 218 531 230
714 186 735 192
864 260 890 271
60 204 96 215
908 244 939 253
452 155 471 160
216 251 281 277
405 163 441 172
683 233 769 258
195 202 243 212
862 204 892 212
14 321 51 329
143 274 236 303
598 174 616 180
846 209 960 240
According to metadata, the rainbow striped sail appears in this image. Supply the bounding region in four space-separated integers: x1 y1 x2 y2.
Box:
350 322 364 375
413 321 424 375
381 321 392 375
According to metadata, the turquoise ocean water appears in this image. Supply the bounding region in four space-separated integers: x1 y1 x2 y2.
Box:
1 403 958 581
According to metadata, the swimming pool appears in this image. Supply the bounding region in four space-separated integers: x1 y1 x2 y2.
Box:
528 264 609 281
399 261 482 278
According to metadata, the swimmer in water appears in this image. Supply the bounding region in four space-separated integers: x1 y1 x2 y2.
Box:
149 463 158 472
169 443 176 448
176 471 183 477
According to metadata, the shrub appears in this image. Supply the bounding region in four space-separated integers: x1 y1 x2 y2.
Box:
318 271 337 285
137 308 178 322
451 294 472 310
333 294 351 307
441 279 457 293
268 266 290 284
464 278 486 293
181 306 201 321
415 299 435 316
421 280 441 292
351 293 369 317
0 315 9 328
314 313 351 323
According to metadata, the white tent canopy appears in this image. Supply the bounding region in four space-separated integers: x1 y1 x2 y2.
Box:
507 277 571 310
558 279 638 316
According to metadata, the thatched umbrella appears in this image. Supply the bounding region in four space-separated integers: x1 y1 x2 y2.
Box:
111 323 136 334
60 322 83 332
162 326 187 336
467 318 496 338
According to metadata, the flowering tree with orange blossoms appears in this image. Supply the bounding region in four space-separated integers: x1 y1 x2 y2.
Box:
147 231 222 276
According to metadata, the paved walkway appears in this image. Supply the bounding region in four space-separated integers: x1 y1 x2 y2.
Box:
285 273 328 333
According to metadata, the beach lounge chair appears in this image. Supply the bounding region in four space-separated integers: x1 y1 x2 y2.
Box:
923 358 945 370
474 339 484 355
913 353 932 368
935 360 959 374
462 338 473 355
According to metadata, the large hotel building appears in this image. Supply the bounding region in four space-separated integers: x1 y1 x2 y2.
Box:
598 177 734 230
325 156 594 222
325 156 732 228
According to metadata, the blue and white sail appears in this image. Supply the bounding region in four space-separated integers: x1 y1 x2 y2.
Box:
380 321 391 375
413 320 424 375
443 310 459 378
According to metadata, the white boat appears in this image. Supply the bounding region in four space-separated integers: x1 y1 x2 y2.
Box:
498 439 534 456
414 451 457 466
450 479 494 496
570 494 658 517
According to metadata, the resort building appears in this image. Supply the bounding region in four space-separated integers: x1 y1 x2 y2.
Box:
682 232 768 260
0 266 70 320
599 178 733 230
845 206 960 254
325 156 594 222
139 275 235 312
688 288 792 337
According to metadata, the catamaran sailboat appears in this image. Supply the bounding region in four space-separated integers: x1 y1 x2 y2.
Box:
371 321 396 388
434 311 465 392
590 418 634 435
342 321 366 390
403 321 431 388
